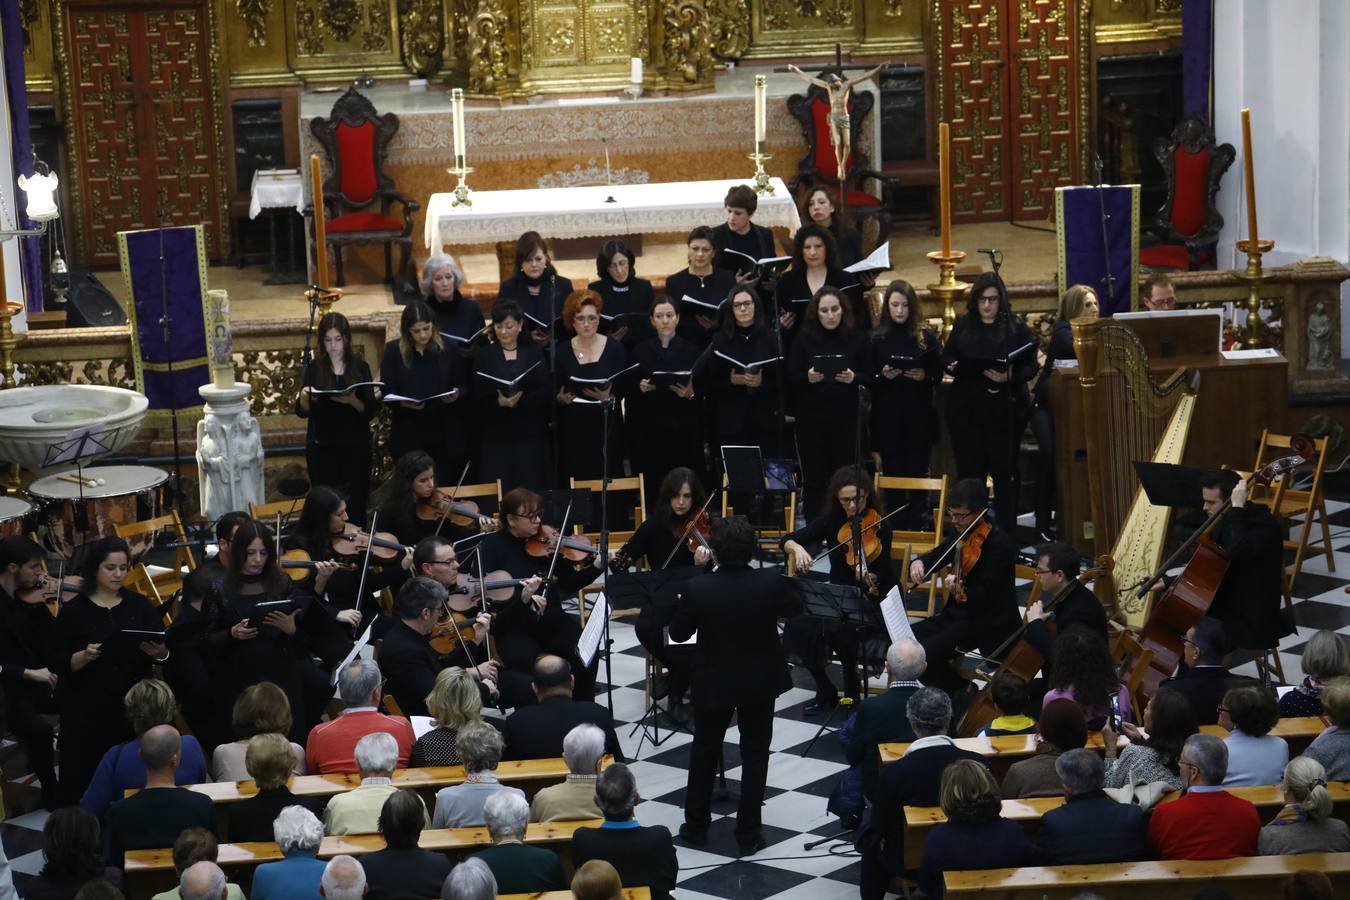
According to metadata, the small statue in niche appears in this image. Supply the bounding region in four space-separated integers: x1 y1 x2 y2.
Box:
1306 301 1335 371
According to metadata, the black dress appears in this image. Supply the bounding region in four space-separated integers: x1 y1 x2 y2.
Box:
588 274 655 348
869 326 943 528
705 325 782 456
943 315 1038 532
787 327 872 521
427 289 487 347
164 596 229 752
1028 319 1075 534
379 339 469 481
477 529 601 700
472 342 553 492
556 337 630 483
0 587 59 797
630 336 705 491
47 590 162 804
297 357 377 523
774 266 860 345
497 272 574 347
666 268 735 348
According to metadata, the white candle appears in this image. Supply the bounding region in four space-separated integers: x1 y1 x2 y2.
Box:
452 88 466 160
630 57 643 85
754 75 767 144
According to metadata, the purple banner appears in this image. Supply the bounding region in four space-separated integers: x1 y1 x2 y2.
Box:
122 227 209 413
1182 0 1214 123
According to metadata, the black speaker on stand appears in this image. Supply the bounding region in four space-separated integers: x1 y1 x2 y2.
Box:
64 271 128 328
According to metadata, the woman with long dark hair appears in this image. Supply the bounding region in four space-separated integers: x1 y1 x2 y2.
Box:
629 296 705 491
47 537 165 805
380 299 468 481
801 186 862 268
705 285 782 459
788 286 871 521
374 450 495 548
496 231 574 348
943 272 1037 531
665 225 734 348
1101 690 1197 792
588 239 654 347
472 299 553 491
1040 626 1132 731
774 223 860 341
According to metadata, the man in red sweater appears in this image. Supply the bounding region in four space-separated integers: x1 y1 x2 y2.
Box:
306 658 415 774
1148 733 1260 860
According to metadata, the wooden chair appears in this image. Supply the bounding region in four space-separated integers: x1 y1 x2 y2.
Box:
250 498 305 524
876 474 948 617
434 480 504 520
115 511 196 613
1110 628 1156 722
570 475 646 547
1138 116 1236 271
1252 430 1334 607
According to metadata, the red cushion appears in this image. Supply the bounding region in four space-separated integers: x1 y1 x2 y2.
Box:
1139 244 1193 270
843 189 880 208
1169 146 1211 237
810 96 854 179
327 212 403 234
335 121 378 205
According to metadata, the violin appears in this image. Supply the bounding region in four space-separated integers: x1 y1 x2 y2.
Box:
525 524 598 563
278 547 355 581
417 490 492 529
18 575 82 607
679 510 713 556
839 508 884 595
951 519 992 603
450 571 547 609
329 528 407 561
431 606 487 655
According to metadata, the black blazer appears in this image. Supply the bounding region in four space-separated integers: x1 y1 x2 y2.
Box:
669 566 801 708
226 787 326 843
861 742 987 873
572 824 679 900
360 846 452 900
1210 503 1292 650
1025 582 1109 663
500 694 625 762
842 684 920 798
379 619 458 719
919 524 1021 655
1159 665 1234 726
1034 791 1147 864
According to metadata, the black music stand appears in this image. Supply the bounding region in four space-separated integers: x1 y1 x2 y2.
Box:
721 445 794 554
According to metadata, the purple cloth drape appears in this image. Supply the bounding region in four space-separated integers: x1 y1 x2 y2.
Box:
1182 0 1214 124
1 0 44 312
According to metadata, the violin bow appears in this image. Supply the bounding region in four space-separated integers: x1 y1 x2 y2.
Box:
434 462 472 538
349 510 378 633
908 506 988 592
659 489 720 571
808 503 910 568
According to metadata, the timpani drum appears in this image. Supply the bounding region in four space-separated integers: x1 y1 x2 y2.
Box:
0 495 32 537
28 465 169 556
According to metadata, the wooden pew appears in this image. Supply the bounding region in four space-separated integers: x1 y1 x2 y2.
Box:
944 851 1350 898
1201 716 1329 757
502 892 650 900
123 819 601 900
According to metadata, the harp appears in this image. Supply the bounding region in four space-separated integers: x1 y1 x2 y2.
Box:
1070 316 1199 627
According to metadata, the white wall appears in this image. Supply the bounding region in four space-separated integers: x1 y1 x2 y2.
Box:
1214 0 1350 355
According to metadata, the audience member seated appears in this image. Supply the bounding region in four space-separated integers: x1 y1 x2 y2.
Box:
978 673 1037 736
22 808 122 900
531 723 606 822
360 789 452 899
320 855 367 900
149 829 245 900
1305 676 1350 780
211 681 306 782
307 659 415 774
1159 616 1232 726
571 859 625 900
1041 627 1132 730
572 762 677 900
1002 699 1088 799
1283 870 1336 900
1148 733 1260 860
1102 690 1197 792
1280 630 1349 717
325 732 430 835
841 638 925 800
1220 684 1288 787
81 679 209 817
432 721 524 828
1034 748 1147 864
917 760 1033 900
251 805 327 900
227 733 326 843
106 725 218 864
176 861 229 900
501 655 624 761
1259 756 1350 855
471 791 567 893
857 687 987 900
410 667 486 768
440 858 495 900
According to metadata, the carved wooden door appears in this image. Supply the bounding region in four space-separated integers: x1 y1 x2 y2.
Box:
933 0 1088 223
59 1 227 265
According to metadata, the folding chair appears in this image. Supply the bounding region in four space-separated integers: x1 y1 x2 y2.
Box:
1110 629 1156 722
1252 430 1334 608
570 475 646 547
115 511 196 616
250 498 306 529
874 473 948 618
434 480 504 521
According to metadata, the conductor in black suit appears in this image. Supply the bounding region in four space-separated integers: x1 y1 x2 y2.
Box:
670 516 802 856
500 655 625 761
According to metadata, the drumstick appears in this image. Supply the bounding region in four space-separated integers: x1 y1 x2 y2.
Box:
56 473 102 488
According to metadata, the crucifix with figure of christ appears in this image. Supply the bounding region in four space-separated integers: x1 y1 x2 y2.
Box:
785 44 889 194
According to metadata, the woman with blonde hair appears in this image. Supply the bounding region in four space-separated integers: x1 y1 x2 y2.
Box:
1258 756 1350 855
410 667 486 767
570 859 625 900
227 733 325 843
918 760 1032 899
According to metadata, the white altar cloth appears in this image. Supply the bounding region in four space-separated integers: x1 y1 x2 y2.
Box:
424 177 801 255
249 169 305 219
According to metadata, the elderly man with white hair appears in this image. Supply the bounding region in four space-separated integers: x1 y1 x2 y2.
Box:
432 721 525 828
251 805 328 900
529 723 605 822
307 659 415 774
319 855 367 900
471 790 567 894
324 732 429 835
842 638 927 797
440 858 496 900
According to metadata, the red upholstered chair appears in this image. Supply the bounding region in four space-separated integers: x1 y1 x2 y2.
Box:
1139 117 1235 271
787 74 897 251
309 87 419 291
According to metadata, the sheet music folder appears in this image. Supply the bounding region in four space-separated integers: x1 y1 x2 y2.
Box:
784 574 879 628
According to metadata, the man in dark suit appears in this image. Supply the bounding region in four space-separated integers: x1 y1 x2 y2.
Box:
500 655 624 761
1024 541 1108 668
670 516 802 856
1200 473 1292 654
1035 748 1147 864
1160 615 1233 726
106 726 219 865
571 763 677 900
357 789 451 898
857 686 987 900
0 535 60 808
841 637 926 800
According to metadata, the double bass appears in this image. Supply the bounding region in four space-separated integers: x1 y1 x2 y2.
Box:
1124 436 1316 700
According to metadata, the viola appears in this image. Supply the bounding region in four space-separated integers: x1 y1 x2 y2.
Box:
525 524 598 563
329 528 407 561
450 571 546 609
951 520 992 603
279 547 355 581
431 606 486 655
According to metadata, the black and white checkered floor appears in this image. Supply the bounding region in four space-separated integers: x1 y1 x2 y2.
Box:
5 489 1350 898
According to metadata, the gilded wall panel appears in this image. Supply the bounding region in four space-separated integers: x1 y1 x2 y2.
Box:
284 0 407 80
20 0 56 94
746 0 862 58
858 0 925 57
1093 0 1182 43
221 0 295 85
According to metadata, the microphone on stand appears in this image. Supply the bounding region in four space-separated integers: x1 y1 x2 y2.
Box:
977 248 1003 273
603 138 616 204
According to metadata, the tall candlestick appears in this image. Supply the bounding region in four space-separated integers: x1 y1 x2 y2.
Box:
939 122 952 257
310 154 329 289
754 75 767 145
630 57 643 85
1240 108 1259 245
452 88 466 160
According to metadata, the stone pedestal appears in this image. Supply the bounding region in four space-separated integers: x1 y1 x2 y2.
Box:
196 382 263 521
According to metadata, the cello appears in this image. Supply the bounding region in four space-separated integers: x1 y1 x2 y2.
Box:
1124 435 1316 701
